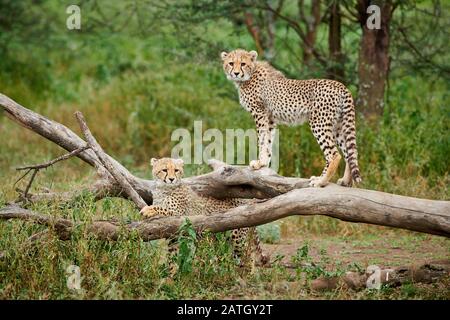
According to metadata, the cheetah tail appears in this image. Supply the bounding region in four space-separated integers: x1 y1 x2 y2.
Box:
345 129 362 184
342 99 362 184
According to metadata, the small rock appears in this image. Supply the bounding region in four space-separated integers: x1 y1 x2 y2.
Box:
311 277 339 291
273 281 290 293
343 272 366 290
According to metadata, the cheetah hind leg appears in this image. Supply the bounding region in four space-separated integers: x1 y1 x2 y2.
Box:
251 229 269 267
309 168 327 184
335 124 353 187
337 161 352 187
309 153 342 187
309 117 341 187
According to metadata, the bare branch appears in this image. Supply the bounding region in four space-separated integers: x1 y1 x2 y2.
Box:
257 3 327 66
16 146 90 171
0 93 154 204
14 146 91 203
74 111 148 210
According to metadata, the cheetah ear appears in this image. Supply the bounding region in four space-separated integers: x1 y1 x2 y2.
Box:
248 50 258 61
150 158 158 166
220 51 228 60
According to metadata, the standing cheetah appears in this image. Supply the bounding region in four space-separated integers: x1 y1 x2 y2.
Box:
140 157 268 269
221 49 361 187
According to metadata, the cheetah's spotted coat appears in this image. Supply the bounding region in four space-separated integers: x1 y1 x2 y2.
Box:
221 49 361 187
140 158 268 269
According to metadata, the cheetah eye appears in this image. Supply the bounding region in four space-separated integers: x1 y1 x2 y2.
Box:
229 62 234 66
241 62 246 66
175 169 180 173
161 169 168 173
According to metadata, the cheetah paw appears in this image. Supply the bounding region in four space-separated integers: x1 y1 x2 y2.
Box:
309 176 328 188
337 178 352 187
140 205 159 219
249 160 267 170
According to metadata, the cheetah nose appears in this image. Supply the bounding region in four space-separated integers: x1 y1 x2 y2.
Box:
233 72 240 76
169 177 175 182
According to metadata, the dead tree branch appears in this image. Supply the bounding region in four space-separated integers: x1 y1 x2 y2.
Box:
74 111 148 209
1 181 449 240
16 146 90 171
1 93 450 238
14 146 90 202
0 93 154 204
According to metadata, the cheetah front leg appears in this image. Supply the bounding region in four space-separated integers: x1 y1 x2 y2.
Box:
250 111 276 170
167 238 180 276
231 228 250 268
249 228 269 266
140 205 174 219
231 228 268 272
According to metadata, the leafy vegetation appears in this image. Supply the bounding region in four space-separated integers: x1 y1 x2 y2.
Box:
0 0 449 299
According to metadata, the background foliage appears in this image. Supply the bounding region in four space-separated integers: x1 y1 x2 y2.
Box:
0 0 448 299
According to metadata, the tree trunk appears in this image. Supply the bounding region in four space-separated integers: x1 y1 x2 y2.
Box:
301 0 321 65
356 0 394 120
243 12 265 57
327 0 344 81
242 7 277 62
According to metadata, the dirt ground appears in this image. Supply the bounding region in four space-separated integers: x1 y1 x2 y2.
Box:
221 229 450 299
263 233 450 269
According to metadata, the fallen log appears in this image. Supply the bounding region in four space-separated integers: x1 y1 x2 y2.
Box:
1 93 450 239
1 179 449 240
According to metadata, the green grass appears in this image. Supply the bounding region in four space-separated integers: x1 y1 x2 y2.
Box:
0 2 449 300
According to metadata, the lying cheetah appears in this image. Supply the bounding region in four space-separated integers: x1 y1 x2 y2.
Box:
140 157 268 269
221 49 361 187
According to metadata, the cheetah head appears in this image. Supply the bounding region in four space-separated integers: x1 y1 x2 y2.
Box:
151 157 184 184
221 49 258 82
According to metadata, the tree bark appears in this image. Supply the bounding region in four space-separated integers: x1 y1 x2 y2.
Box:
74 111 148 210
300 0 321 65
1 182 449 240
243 12 265 57
1 93 450 239
356 0 394 120
327 0 345 81
242 2 279 62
